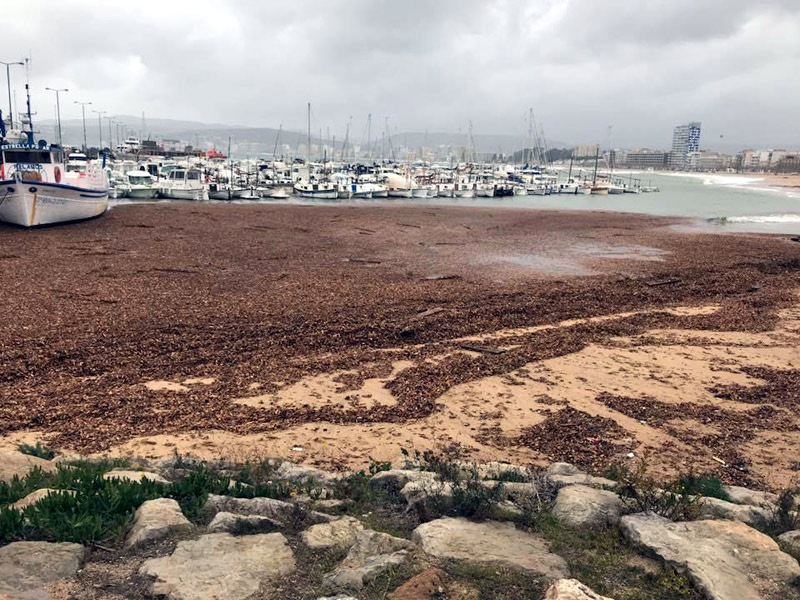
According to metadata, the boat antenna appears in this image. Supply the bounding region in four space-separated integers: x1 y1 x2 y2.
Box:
272 123 282 159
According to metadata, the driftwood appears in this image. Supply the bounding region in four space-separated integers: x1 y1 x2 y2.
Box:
422 275 461 281
346 258 381 264
645 278 682 287
409 307 445 321
459 343 507 355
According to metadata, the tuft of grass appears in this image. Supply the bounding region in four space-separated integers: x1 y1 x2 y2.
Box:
18 442 55 460
761 488 800 538
673 471 730 502
443 560 547 599
530 513 703 600
612 459 703 522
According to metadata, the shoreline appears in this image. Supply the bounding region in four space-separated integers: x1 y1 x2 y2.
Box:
1 203 799 490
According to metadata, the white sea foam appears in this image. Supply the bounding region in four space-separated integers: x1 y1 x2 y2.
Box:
723 214 800 223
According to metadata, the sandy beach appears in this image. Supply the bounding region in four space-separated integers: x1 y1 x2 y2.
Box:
1 203 799 490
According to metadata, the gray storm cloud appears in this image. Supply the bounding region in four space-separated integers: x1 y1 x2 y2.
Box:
4 0 799 149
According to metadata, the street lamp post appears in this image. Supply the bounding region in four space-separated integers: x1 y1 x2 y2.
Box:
92 109 106 150
74 100 91 153
104 117 113 153
44 87 68 147
0 60 24 129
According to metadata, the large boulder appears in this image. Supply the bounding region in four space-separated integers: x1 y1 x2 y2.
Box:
552 485 622 528
370 469 438 492
140 532 295 600
621 513 800 600
545 579 614 599
125 498 193 549
103 469 169 485
276 461 337 484
722 485 778 508
322 529 415 592
9 488 74 510
778 530 800 551
698 497 771 527
203 494 334 527
0 451 56 483
301 516 364 550
546 463 615 490
207 512 278 535
412 517 569 580
0 541 86 599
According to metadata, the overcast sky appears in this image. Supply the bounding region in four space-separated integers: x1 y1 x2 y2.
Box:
5 0 800 149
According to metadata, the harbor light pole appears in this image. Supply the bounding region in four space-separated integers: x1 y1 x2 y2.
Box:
44 87 68 147
1 60 24 129
92 109 105 150
74 100 91 152
104 116 114 152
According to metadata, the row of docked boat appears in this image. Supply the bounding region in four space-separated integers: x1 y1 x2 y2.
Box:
105 155 655 202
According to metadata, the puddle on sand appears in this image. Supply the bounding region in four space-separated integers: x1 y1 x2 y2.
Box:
479 243 666 275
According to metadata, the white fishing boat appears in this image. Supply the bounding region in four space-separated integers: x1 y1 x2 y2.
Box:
0 143 110 227
1 90 109 227
234 186 261 200
475 182 495 197
454 181 475 198
294 180 338 199
268 186 290 199
437 182 455 197
159 168 204 200
122 170 159 199
411 186 429 198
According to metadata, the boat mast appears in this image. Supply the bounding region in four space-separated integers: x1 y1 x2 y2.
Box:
366 113 371 162
24 58 34 145
307 102 311 167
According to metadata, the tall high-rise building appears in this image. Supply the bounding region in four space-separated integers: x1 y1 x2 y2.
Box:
669 122 701 170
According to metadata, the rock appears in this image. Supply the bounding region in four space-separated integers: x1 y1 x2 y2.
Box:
276 461 337 483
323 529 415 592
140 532 295 600
0 451 56 483
317 596 358 600
401 480 453 506
314 498 354 510
301 516 364 550
546 463 615 489
723 485 778 508
412 517 569 580
544 579 615 599
103 469 169 485
370 469 438 492
778 530 800 550
0 541 86 599
389 567 446 599
207 511 278 535
495 481 539 505
552 485 622 528
9 488 75 510
620 513 800 600
203 494 334 527
549 474 616 490
471 461 531 482
125 498 193 549
699 497 771 526
548 463 581 476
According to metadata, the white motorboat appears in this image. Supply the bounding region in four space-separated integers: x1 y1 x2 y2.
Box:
475 182 495 197
234 186 261 200
437 183 454 197
268 186 290 199
0 140 109 227
454 181 476 198
122 170 159 199
411 187 429 198
607 184 626 195
207 182 234 200
294 180 338 199
159 168 205 200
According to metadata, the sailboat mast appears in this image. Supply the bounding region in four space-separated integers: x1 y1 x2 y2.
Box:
307 102 311 166
366 113 371 161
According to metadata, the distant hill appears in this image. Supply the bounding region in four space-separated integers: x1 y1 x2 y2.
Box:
37 116 566 157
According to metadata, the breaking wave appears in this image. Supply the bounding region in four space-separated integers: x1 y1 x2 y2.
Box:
709 214 800 224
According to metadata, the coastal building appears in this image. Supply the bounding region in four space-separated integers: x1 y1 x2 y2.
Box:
669 122 701 170
686 151 732 172
624 149 668 169
573 143 600 159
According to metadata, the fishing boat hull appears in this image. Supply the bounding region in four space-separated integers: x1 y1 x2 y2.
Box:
388 189 413 198
126 186 159 200
0 179 108 227
411 188 429 198
159 187 204 200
